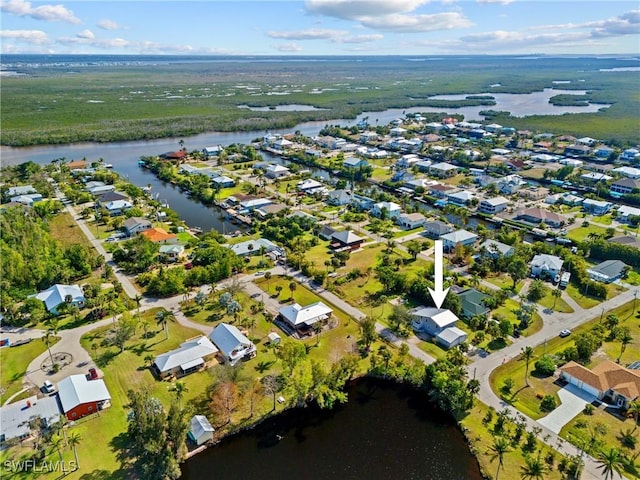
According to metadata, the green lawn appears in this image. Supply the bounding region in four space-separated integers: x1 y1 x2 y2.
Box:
392 227 425 239
592 214 613 225
625 269 640 286
49 212 93 249
485 274 524 293
0 337 60 404
537 290 574 314
566 224 609 243
565 282 626 309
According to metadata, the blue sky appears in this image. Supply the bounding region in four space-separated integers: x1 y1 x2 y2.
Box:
1 0 639 55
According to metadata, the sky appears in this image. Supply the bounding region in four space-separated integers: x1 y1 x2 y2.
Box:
1 0 639 56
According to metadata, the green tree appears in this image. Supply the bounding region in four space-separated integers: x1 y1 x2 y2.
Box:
133 294 143 323
489 436 511 480
521 346 534 387
507 257 527 290
155 308 176 340
112 314 136 353
359 316 377 352
527 279 548 303
68 431 81 469
288 281 297 302
596 447 625 480
551 288 562 310
170 380 189 409
520 454 548 480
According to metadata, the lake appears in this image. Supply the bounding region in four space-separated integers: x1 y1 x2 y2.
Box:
181 378 483 480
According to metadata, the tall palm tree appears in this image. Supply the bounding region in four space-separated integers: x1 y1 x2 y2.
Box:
520 454 548 480
627 400 640 428
551 288 562 310
133 294 143 323
596 447 625 480
489 436 511 480
288 281 297 302
155 309 176 340
68 431 81 469
43 330 56 371
617 328 633 364
264 271 272 294
521 346 534 387
50 435 64 464
170 380 189 409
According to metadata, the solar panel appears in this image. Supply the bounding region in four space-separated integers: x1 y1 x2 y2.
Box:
628 361 640 370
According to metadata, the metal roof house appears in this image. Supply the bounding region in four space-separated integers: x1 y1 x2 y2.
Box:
57 374 111 420
278 302 333 334
188 415 215 446
30 284 85 315
153 336 218 379
587 260 628 284
209 323 256 366
0 395 60 443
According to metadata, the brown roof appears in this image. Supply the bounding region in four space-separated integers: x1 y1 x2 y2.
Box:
140 227 177 243
430 184 456 192
561 360 640 400
518 207 565 224
67 160 87 170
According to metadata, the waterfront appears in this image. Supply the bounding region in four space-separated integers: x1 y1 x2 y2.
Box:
182 378 483 480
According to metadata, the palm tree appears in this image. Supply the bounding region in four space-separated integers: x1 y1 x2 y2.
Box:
68 431 81 469
43 330 56 372
617 328 633 363
170 380 189 409
264 271 272 294
50 435 64 464
551 288 562 310
155 309 176 340
133 294 143 323
521 346 534 387
627 400 640 428
520 454 548 480
489 436 511 480
596 447 625 480
289 281 297 302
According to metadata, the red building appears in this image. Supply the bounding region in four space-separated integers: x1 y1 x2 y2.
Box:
57 374 111 420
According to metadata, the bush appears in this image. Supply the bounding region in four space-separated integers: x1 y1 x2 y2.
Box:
534 355 557 376
583 404 594 415
540 395 557 412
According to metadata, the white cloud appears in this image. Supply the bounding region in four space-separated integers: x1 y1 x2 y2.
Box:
0 0 80 24
274 43 303 52
531 10 640 39
266 28 347 40
477 0 515 5
97 19 120 30
359 12 472 32
341 33 384 43
305 0 431 19
0 29 49 44
76 29 94 40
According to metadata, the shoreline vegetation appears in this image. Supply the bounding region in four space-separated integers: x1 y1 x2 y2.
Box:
2 55 639 147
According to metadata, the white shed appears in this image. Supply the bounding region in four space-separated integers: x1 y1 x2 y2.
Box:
267 332 281 345
188 415 215 446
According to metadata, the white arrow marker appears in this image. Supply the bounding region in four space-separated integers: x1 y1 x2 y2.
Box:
428 239 449 309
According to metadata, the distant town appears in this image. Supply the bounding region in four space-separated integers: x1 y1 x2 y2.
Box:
1 111 639 480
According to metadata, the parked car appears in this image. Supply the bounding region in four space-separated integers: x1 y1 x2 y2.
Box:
184 262 193 270
559 329 571 338
43 380 55 394
87 368 98 380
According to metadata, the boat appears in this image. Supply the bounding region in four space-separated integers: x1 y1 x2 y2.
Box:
104 163 113 169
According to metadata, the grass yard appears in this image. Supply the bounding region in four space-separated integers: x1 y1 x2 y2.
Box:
461 402 567 480
0 337 59 404
565 282 626 310
492 298 544 337
485 274 524 293
392 227 425 239
565 224 609 243
591 214 613 225
49 211 92 249
537 290 574 314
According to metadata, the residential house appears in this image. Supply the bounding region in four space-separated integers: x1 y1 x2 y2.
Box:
423 220 453 239
57 374 111 420
612 166 640 179
485 124 503 134
31 284 84 315
582 199 613 215
327 189 352 206
254 203 289 218
480 239 515 258
228 238 282 257
5 185 36 196
498 174 527 194
203 145 224 157
447 190 475 207
371 201 402 219
429 183 458 199
319 225 338 241
580 172 613 183
518 187 549 200
316 136 345 150
620 148 640 162
359 131 379 143
396 154 420 169
330 230 365 251
559 360 640 409
517 207 566 228
594 146 614 159
209 323 256 366
140 227 178 244
440 229 478 252
159 151 187 161
264 164 290 179
530 254 564 279
212 176 235 188
410 307 467 349
349 194 374 211
278 301 333 335
397 212 426 229
610 178 640 195
153 336 218 379
88 184 116 196
343 157 369 169
95 191 129 206
587 260 628 283
576 137 597 146
429 162 458 178
67 160 87 170
188 415 215 446
103 199 133 216
297 179 327 196
0 395 60 443
159 244 185 262
239 198 273 212
10 193 43 205
564 144 591 157
405 178 435 191
478 196 510 215
610 235 640 249
390 126 407 137
616 205 640 223
415 160 433 172
123 217 152 236
458 288 490 319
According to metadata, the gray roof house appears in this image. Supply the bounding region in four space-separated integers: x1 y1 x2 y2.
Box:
188 415 215 446
480 239 515 258
209 323 256 366
0 395 61 443
123 217 152 236
530 254 564 279
227 238 282 257
5 185 36 196
587 260 628 284
153 336 218 379
440 229 478 251
423 220 453 239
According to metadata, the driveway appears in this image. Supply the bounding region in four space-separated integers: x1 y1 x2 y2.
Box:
538 383 597 434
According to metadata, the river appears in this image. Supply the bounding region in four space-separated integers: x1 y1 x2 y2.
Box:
181 378 483 480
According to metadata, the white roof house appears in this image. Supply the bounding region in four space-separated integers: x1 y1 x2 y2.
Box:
435 327 468 349
371 201 402 218
0 395 61 443
153 336 218 378
264 164 290 178
480 239 515 257
410 307 459 336
279 302 333 328
297 179 323 191
188 415 215 446
227 238 282 257
209 323 256 366
31 284 84 315
612 166 640 179
530 254 564 278
57 374 111 419
440 229 478 251
5 185 36 196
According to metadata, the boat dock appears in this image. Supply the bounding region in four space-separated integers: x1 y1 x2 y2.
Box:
225 208 252 225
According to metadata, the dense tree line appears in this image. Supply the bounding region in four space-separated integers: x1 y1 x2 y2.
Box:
586 238 640 269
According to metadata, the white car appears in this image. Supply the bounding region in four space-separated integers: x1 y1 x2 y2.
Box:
559 329 571 338
43 380 55 393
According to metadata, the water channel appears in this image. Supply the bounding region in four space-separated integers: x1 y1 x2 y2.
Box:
181 378 483 480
